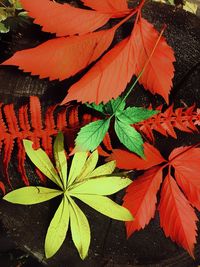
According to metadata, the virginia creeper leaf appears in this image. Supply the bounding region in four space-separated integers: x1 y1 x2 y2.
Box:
62 37 136 104
132 18 175 103
69 176 132 195
169 146 200 211
75 119 111 152
123 167 163 237
54 132 67 190
23 140 63 189
159 174 198 258
81 0 130 18
67 152 88 187
68 196 91 260
45 196 69 258
104 97 126 114
3 187 62 205
2 29 116 81
114 119 144 157
108 142 165 170
20 0 110 36
116 107 158 124
72 194 133 221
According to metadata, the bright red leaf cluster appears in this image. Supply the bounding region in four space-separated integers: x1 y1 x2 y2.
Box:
1 0 175 104
109 143 200 258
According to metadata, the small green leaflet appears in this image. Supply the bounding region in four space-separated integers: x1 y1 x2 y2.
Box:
104 97 126 114
116 107 158 124
115 119 144 157
75 119 110 152
3 133 133 260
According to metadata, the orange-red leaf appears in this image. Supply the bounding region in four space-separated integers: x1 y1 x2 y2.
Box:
2 29 116 81
81 0 130 18
159 174 198 258
62 36 136 104
108 143 165 170
169 146 200 211
124 166 163 237
20 0 110 37
133 18 175 103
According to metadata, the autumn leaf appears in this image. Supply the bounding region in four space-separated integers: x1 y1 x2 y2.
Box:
62 37 135 104
20 0 110 36
81 0 130 18
108 142 166 170
159 174 198 258
124 166 163 237
120 143 200 257
132 18 175 103
169 146 200 211
2 28 116 81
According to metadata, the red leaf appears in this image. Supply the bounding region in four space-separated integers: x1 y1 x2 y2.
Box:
169 146 200 211
124 166 163 237
133 18 175 103
159 174 198 258
0 181 5 195
62 36 136 104
81 0 130 18
20 0 110 37
108 143 165 170
2 29 116 81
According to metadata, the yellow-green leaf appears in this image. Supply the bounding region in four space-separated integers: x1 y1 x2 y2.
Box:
68 197 90 260
45 196 69 258
72 194 133 221
76 150 98 182
69 176 132 195
3 187 62 205
86 161 116 179
54 132 67 189
23 140 63 189
67 152 88 187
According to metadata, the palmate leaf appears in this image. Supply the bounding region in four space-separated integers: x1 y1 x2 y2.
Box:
23 140 63 189
72 194 133 221
114 119 144 157
20 0 110 37
4 134 134 260
3 187 62 205
75 119 110 152
45 196 70 258
54 132 67 190
68 196 90 260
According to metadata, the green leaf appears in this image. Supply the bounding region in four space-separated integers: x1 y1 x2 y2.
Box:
0 22 9 33
116 107 158 124
104 97 125 115
72 194 133 221
8 0 23 9
68 197 90 260
85 103 105 114
45 196 69 258
76 150 98 182
114 120 144 157
86 161 116 178
67 152 88 187
54 132 67 189
75 119 110 152
69 176 132 195
23 140 63 189
3 187 62 205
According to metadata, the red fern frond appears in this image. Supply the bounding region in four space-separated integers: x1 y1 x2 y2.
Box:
135 105 200 142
